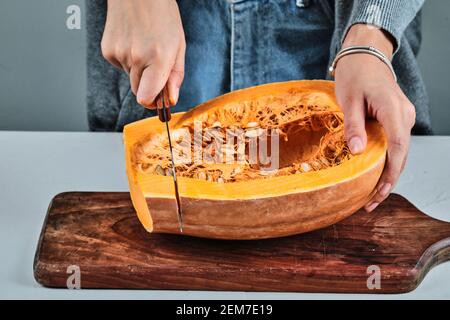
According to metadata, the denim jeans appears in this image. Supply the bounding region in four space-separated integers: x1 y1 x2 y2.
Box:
173 0 335 113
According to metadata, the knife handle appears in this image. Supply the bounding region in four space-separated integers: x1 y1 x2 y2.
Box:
157 105 171 122
156 88 171 122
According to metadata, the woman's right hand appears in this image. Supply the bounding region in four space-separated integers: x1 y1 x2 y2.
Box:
101 0 186 108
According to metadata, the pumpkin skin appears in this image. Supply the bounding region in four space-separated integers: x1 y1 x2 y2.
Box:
124 80 387 240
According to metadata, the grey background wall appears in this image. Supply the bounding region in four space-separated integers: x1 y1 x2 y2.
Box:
0 0 87 131
419 0 450 135
0 0 449 134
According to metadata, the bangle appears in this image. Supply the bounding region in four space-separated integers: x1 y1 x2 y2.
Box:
329 45 397 82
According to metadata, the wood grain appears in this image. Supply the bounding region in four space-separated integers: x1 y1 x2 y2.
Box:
34 192 450 293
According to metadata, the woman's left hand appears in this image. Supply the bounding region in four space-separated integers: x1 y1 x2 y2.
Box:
335 24 416 212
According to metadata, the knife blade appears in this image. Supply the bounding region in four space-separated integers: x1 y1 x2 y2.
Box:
157 89 183 233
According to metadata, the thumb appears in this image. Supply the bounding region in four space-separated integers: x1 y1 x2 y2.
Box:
136 64 168 109
167 43 185 106
342 99 368 155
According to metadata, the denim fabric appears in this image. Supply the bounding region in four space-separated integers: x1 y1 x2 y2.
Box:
175 0 334 113
86 0 432 134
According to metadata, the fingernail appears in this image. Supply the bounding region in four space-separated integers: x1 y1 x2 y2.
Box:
366 202 379 212
349 137 364 154
379 183 392 197
170 87 180 106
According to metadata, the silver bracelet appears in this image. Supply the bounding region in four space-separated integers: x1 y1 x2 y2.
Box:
329 45 397 82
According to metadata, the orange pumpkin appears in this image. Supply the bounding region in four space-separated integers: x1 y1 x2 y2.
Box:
124 80 386 240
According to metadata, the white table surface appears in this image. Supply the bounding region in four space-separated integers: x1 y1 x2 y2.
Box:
0 131 449 300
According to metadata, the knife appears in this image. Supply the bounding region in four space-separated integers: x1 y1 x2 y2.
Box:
157 88 184 233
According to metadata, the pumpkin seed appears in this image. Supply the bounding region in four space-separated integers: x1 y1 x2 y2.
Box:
246 121 259 129
155 165 165 176
260 169 275 176
217 177 224 183
245 128 264 138
300 163 312 173
212 121 222 128
165 168 173 177
232 167 242 175
197 171 207 180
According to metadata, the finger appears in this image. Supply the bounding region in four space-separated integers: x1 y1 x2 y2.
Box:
340 96 368 155
114 47 131 74
155 86 170 109
101 41 124 71
365 116 410 212
101 46 131 74
136 63 170 109
167 43 185 106
130 66 143 96
105 55 123 71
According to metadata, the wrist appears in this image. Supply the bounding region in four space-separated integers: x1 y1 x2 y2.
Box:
343 24 395 60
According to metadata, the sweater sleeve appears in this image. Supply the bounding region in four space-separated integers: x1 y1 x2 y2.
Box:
342 0 426 53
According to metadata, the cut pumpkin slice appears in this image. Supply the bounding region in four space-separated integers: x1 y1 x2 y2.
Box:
124 80 387 240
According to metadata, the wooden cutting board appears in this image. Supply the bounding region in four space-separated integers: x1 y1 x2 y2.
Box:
34 192 450 293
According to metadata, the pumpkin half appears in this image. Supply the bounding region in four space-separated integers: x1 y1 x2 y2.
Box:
124 80 387 240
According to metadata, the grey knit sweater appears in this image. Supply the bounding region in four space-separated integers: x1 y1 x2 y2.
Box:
86 0 432 134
